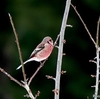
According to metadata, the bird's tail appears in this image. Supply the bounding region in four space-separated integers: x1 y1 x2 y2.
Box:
16 58 33 70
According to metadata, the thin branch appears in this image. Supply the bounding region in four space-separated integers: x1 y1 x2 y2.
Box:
66 24 73 27
71 4 97 47
28 59 47 86
91 75 96 78
8 13 35 99
61 70 66 74
54 0 71 99
0 66 35 99
35 91 40 99
53 34 60 47
96 17 100 48
89 60 96 64
46 75 55 80
8 13 26 82
0 67 24 87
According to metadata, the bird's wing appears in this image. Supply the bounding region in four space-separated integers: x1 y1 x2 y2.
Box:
30 43 45 58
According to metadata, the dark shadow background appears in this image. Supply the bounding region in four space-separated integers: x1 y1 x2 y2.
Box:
0 0 100 99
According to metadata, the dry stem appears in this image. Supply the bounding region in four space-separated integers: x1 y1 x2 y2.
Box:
93 17 100 99
8 13 26 82
8 13 35 99
71 4 97 47
0 67 24 87
28 59 47 86
96 17 100 48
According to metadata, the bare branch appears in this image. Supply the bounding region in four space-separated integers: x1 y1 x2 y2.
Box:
54 0 71 99
70 8 100 99
53 34 60 47
94 17 100 99
71 4 97 47
61 70 66 74
0 67 24 87
66 24 73 27
28 59 47 86
0 67 35 99
52 89 59 95
91 75 96 78
8 13 35 99
96 17 100 48
35 91 40 98
23 82 35 99
89 60 96 64
91 85 96 88
46 75 55 80
8 13 26 82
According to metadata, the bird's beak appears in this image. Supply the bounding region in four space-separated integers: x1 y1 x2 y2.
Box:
48 41 53 46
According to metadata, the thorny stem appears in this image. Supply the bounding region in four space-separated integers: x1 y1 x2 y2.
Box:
71 3 100 99
94 17 100 99
54 0 71 99
70 3 100 99
94 48 99 99
8 13 26 82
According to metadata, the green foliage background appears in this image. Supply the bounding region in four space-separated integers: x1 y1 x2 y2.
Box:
0 0 99 99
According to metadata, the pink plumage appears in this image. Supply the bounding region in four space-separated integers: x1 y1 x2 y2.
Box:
16 36 53 70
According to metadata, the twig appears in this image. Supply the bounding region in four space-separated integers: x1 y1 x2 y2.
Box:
91 75 96 78
8 13 35 99
71 4 97 47
35 91 40 98
61 70 66 74
0 67 24 87
8 13 26 82
28 59 47 86
89 60 96 64
53 34 60 47
54 0 71 99
46 75 55 80
66 24 73 27
0 67 35 99
96 17 100 48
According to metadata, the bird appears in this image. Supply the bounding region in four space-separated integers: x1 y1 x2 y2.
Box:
16 36 53 70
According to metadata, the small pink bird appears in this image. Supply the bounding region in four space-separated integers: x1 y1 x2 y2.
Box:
16 36 53 70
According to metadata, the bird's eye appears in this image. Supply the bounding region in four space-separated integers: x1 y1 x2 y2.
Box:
49 39 51 42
